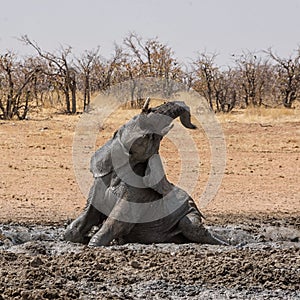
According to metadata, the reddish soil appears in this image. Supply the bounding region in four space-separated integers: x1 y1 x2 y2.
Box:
0 107 299 224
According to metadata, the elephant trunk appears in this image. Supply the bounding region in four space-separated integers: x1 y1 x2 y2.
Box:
149 101 196 129
180 110 197 129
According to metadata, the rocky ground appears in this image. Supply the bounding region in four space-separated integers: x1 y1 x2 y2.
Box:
0 105 299 299
0 217 299 299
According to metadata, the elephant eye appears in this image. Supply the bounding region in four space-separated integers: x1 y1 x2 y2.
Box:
142 134 152 140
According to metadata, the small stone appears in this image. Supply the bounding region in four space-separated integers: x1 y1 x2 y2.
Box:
290 236 299 242
30 257 44 268
130 260 141 269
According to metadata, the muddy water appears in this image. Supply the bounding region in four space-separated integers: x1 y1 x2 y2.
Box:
0 223 299 299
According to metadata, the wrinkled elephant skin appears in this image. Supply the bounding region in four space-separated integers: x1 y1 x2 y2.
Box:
65 101 227 246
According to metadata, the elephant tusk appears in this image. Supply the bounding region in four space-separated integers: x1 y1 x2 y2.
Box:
142 97 151 113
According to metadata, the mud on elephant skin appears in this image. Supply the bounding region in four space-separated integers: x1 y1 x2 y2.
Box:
65 100 228 246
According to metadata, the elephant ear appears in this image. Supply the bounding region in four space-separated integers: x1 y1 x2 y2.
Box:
90 138 114 178
90 117 145 177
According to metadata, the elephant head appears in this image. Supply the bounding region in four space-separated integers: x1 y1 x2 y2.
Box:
90 99 196 179
118 99 196 162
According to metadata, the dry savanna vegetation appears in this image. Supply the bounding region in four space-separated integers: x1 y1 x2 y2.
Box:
1 33 300 120
0 33 299 300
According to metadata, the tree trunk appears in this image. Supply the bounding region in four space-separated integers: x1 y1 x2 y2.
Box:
83 74 90 111
71 78 76 114
65 91 70 113
284 90 296 108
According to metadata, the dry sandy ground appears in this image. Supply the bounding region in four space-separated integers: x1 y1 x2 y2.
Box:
0 104 299 299
0 105 299 223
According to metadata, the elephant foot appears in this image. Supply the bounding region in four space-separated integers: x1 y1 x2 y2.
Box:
64 226 90 244
88 230 113 247
178 211 229 246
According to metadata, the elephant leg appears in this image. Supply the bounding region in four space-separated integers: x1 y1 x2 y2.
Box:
64 180 107 244
178 209 228 245
88 187 137 247
88 216 135 247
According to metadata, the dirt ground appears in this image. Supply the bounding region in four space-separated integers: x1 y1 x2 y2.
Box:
0 105 299 223
0 103 299 299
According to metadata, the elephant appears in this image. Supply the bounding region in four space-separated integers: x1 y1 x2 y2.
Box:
65 99 227 246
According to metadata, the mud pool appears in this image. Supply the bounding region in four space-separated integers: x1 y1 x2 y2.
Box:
0 222 299 299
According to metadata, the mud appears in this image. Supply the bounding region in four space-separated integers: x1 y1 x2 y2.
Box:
0 110 299 298
0 221 299 299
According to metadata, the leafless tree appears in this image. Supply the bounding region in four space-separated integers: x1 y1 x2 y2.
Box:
233 51 272 107
213 68 237 112
266 48 300 108
0 52 40 119
77 48 100 111
192 52 219 110
122 33 182 101
86 45 125 94
21 35 78 113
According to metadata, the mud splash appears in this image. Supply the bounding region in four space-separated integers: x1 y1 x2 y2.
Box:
0 222 299 299
1 222 299 251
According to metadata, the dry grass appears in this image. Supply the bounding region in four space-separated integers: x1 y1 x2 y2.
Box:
29 92 300 126
217 106 300 124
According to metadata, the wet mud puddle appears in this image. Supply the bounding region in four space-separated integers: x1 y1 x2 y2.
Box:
0 223 299 299
0 223 299 252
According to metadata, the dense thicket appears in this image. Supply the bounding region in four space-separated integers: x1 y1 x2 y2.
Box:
0 33 299 119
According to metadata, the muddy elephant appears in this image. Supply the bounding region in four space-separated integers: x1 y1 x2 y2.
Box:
65 100 227 246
